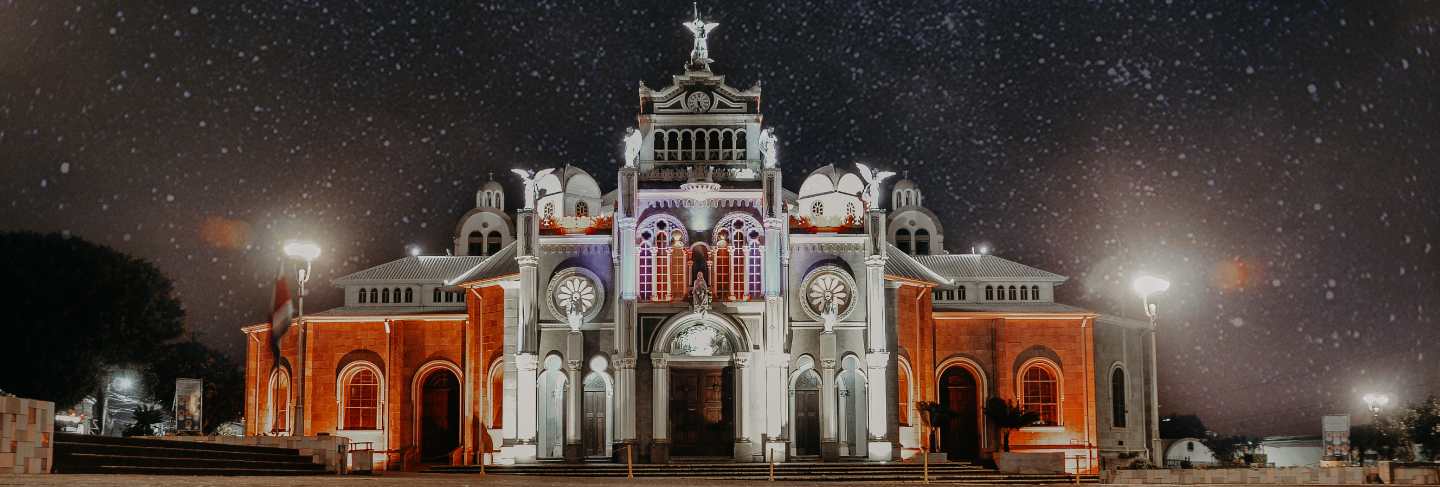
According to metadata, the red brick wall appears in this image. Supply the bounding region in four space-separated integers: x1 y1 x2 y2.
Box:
893 282 1098 469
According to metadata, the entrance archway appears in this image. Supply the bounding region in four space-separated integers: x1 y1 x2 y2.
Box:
581 364 613 458
417 368 460 462
939 365 981 460
836 355 868 457
791 365 821 456
650 311 751 461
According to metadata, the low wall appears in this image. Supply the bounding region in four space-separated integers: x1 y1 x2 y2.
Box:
0 396 55 474
1384 462 1440 485
1105 466 1366 484
155 435 349 473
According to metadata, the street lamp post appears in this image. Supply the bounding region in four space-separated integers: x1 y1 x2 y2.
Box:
1362 393 1391 462
1133 275 1170 466
283 241 321 437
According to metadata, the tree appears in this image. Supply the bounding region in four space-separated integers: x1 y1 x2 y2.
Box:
1401 395 1440 460
141 339 246 434
0 232 185 407
1160 414 1209 439
1352 420 1408 460
915 401 953 452
1207 435 1255 465
983 397 1039 452
123 405 165 437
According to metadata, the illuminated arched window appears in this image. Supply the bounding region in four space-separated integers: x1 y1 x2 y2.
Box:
985 285 994 300
1031 285 1041 301
433 288 441 302
746 234 762 299
654 130 668 160
543 202 555 221
359 288 368 304
713 237 733 301
810 201 825 217
1020 362 1060 426
575 201 589 218
958 285 967 301
1008 285 1017 301
368 288 378 303
638 240 654 301
381 288 390 303
268 368 291 434
1020 286 1030 300
341 366 380 430
896 229 912 254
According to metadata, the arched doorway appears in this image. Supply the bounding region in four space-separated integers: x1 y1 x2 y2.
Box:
537 354 567 459
418 369 460 462
939 366 981 460
651 311 750 461
582 355 613 459
792 367 821 456
836 355 868 457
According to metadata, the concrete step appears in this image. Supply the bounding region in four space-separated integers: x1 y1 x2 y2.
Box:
55 433 301 456
429 461 1099 483
53 433 328 476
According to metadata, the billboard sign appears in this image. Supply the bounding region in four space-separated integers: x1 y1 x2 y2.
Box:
175 378 204 435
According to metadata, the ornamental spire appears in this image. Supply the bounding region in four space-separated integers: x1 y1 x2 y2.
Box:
683 2 719 71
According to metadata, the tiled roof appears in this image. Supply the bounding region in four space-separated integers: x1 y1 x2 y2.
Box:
452 241 519 285
1097 313 1151 330
913 254 1067 282
932 302 1093 314
884 244 952 286
307 306 464 318
333 254 494 285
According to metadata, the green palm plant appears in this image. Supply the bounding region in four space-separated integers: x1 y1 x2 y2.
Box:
983 397 1039 452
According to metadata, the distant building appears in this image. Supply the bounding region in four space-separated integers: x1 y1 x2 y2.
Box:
1258 436 1323 467
1164 437 1218 467
240 8 1160 473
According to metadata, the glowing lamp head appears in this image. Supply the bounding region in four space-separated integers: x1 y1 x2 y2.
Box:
112 376 134 391
1133 275 1171 298
1363 393 1390 408
283 241 322 262
409 245 423 257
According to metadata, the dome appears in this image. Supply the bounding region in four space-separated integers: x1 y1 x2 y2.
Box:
891 176 922 209
476 175 506 210
481 179 504 193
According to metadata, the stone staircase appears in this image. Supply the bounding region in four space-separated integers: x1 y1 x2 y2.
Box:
52 433 330 476
430 460 1098 483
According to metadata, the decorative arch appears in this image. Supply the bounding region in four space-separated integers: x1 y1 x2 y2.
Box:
410 359 464 455
935 355 989 456
650 311 751 357
485 356 504 430
895 356 916 427
266 365 292 435
337 360 384 430
536 353 568 458
836 354 869 457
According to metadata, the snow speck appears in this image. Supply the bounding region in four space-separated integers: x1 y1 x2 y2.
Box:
122 233 132 241
1325 290 1335 300
1271 279 1282 287
1230 317 1245 327
1245 66 1255 75
165 194 175 202
60 162 70 174
1313 203 1322 211
190 6 200 15
40 178 48 188
1307 83 1317 94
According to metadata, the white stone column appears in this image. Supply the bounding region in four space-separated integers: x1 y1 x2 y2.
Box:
565 355 582 456
732 352 752 461
865 351 892 461
651 353 670 463
819 346 838 459
514 352 540 463
764 350 790 462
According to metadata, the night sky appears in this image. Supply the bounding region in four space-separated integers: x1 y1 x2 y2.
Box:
3 1 1437 436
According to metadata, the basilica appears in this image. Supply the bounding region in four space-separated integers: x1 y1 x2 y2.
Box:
242 11 1158 474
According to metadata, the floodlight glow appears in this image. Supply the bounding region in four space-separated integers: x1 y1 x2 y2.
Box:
1132 275 1171 298
284 241 322 262
112 376 134 391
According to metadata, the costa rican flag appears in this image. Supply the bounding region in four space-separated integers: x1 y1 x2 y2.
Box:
269 266 294 368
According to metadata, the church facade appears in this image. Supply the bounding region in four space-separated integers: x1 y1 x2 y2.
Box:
242 13 1158 473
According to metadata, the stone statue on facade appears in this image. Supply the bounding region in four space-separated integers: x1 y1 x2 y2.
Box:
683 3 719 69
510 167 556 210
622 127 642 168
690 272 712 318
855 163 896 210
819 294 840 333
759 128 779 169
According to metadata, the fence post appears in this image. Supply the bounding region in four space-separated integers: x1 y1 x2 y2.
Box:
627 444 634 479
923 448 930 484
769 447 775 481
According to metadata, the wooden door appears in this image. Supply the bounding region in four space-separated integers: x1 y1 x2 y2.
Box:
794 389 820 455
940 367 980 459
669 368 733 456
582 390 607 457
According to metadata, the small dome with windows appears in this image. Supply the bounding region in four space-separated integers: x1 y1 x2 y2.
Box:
797 164 865 227
891 177 922 210
476 176 506 210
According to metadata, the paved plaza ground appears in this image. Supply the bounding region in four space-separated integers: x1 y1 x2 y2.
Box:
0 474 1092 487
0 475 1368 487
